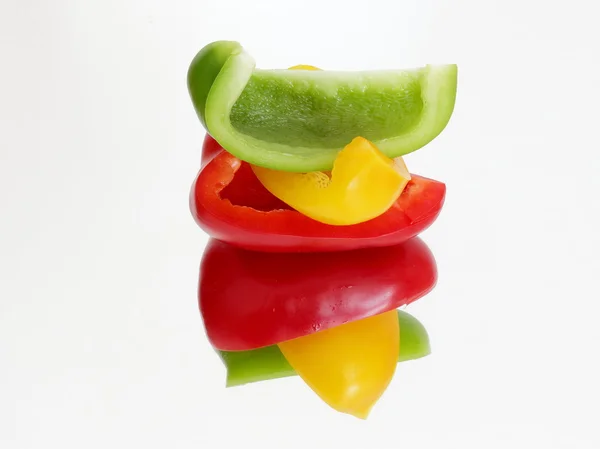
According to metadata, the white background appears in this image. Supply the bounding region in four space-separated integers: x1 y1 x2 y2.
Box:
1 0 599 448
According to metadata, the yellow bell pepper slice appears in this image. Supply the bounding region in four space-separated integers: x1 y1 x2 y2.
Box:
251 137 411 225
287 64 321 71
278 310 399 419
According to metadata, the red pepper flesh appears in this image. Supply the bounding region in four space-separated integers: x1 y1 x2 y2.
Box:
199 238 437 351
190 135 446 253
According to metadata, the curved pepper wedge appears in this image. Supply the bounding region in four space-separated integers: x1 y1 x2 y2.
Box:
252 136 411 226
187 40 457 172
190 135 446 253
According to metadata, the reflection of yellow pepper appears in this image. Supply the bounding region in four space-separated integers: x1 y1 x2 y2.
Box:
252 136 411 225
278 310 399 419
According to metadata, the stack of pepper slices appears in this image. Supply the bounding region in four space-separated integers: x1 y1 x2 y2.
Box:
187 41 458 419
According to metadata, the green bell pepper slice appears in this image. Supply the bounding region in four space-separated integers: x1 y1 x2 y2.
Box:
187 40 457 172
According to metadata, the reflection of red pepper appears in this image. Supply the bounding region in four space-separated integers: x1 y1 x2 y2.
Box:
190 136 446 253
199 237 437 351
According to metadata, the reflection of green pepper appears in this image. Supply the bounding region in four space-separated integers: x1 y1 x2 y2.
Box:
218 310 430 387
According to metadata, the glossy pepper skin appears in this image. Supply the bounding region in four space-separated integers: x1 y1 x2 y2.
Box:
190 135 446 253
199 238 437 351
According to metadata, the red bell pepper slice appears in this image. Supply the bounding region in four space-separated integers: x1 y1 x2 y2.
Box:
190 135 446 253
199 237 437 351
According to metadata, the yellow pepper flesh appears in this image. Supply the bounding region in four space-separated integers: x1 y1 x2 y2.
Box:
287 64 321 71
278 310 399 419
252 137 411 225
